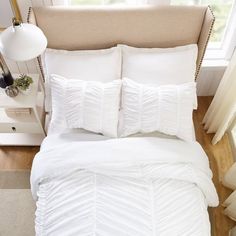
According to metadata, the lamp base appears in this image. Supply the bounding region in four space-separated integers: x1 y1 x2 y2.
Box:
0 72 14 88
5 85 19 97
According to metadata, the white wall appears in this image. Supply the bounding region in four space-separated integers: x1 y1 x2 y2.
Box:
0 0 14 28
197 65 226 96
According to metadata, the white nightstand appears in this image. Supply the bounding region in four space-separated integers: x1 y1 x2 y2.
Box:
0 74 46 146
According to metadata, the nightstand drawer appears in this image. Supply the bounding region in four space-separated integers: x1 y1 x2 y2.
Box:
0 123 42 133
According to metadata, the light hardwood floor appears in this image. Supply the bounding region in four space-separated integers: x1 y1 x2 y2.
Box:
0 96 235 236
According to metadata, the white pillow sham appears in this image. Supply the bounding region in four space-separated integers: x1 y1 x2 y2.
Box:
120 44 198 109
41 46 122 112
120 78 196 141
120 44 198 85
50 74 121 138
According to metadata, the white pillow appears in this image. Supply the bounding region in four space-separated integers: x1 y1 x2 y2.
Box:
119 44 198 109
120 44 198 85
120 78 196 141
50 74 121 137
41 46 122 111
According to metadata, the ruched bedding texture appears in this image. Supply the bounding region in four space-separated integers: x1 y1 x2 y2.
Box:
31 135 218 236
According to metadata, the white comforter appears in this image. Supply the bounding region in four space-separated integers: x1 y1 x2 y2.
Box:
31 135 218 236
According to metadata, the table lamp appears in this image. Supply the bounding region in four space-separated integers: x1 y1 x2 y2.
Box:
0 18 47 97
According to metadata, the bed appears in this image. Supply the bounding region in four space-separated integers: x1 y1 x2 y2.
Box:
29 5 218 236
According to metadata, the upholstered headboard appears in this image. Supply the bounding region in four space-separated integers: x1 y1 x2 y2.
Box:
28 5 214 78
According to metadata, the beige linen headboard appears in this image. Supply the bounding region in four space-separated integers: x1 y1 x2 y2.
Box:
28 5 214 79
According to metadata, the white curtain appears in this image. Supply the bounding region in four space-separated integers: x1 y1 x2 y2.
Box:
223 164 236 233
230 226 236 236
202 50 236 145
224 163 236 190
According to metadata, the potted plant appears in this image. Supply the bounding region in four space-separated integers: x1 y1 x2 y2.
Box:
14 74 33 95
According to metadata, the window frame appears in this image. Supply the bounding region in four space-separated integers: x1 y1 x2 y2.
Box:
204 1 236 61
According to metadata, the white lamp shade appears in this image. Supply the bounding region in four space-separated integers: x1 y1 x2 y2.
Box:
0 23 47 61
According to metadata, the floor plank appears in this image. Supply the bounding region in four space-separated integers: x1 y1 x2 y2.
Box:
0 146 39 170
0 96 235 235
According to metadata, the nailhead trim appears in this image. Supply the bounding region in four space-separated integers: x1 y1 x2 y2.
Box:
27 7 32 23
196 5 215 79
37 56 45 82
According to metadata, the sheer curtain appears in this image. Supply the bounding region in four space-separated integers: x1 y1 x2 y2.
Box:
223 164 236 235
202 50 236 145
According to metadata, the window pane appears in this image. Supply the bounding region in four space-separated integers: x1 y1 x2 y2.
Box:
171 0 234 43
70 0 126 5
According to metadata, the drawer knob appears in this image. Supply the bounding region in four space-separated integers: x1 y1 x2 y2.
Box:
11 127 16 132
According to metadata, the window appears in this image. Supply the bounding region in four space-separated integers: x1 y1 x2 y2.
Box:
171 0 236 60
171 0 234 45
70 0 127 5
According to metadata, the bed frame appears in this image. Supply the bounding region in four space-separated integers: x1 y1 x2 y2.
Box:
28 5 214 79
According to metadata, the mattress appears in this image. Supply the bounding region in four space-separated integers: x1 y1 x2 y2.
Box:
31 134 218 236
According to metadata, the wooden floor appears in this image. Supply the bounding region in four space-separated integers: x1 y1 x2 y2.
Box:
0 96 235 236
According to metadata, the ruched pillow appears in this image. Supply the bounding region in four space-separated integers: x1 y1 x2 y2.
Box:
120 78 196 141
50 74 121 137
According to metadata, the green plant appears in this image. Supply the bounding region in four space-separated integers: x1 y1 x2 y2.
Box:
14 74 33 91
